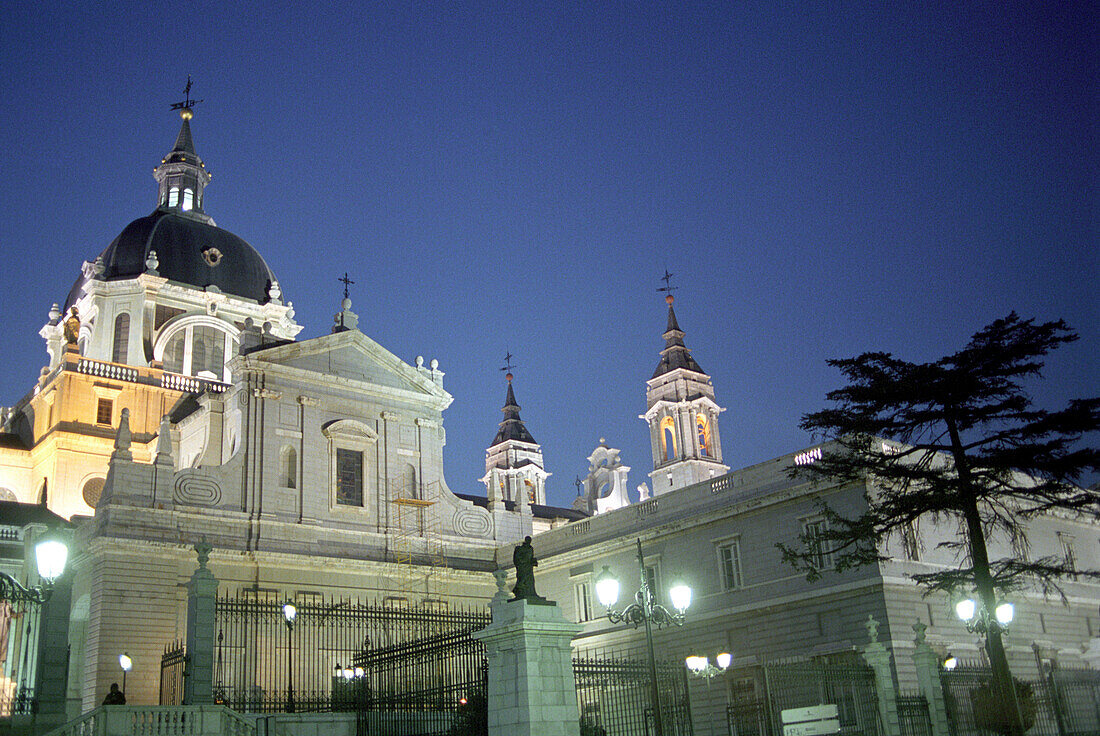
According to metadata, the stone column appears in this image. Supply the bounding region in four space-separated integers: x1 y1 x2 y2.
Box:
861 616 901 736
183 539 219 705
33 556 72 732
473 599 582 736
911 621 950 736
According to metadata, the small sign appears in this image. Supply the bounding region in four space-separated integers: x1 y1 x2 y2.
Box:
781 705 839 723
783 719 840 736
781 704 840 736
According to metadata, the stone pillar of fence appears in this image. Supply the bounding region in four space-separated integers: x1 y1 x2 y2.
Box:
183 539 218 705
33 548 73 733
911 621 950 736
861 615 901 736
473 570 582 736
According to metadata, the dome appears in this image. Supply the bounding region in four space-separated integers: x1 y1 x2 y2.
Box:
66 209 279 307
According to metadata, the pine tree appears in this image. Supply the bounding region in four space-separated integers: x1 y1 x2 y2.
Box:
780 313 1098 736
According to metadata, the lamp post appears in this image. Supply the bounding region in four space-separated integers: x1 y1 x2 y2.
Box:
0 535 68 605
954 595 1024 733
595 539 692 736
283 601 297 713
119 653 132 696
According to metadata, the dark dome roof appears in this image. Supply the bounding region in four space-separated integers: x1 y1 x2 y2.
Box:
66 209 278 307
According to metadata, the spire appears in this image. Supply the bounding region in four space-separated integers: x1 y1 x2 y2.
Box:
652 294 705 378
154 80 212 216
491 372 537 445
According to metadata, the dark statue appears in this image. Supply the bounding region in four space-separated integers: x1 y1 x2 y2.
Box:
511 536 549 604
63 307 81 345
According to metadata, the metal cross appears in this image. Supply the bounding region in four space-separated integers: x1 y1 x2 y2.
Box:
500 351 516 374
657 268 678 295
170 75 204 111
339 273 355 300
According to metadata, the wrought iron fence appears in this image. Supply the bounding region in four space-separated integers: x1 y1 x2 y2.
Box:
210 592 490 714
574 653 694 736
897 692 932 736
159 640 186 705
942 661 1100 736
725 658 881 736
352 618 490 736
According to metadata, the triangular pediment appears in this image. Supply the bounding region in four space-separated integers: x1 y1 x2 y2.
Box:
240 331 452 407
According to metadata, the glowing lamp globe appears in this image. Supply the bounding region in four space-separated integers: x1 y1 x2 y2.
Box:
283 602 297 623
955 598 976 622
685 656 707 672
595 567 620 608
35 538 68 582
668 583 692 613
119 654 132 672
716 652 732 670
995 602 1015 626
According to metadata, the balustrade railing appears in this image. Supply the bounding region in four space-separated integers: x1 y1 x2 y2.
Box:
44 705 255 736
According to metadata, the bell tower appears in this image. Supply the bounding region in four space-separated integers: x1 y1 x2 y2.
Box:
641 292 728 493
480 371 550 509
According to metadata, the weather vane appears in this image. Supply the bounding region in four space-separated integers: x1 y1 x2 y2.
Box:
500 351 516 375
657 268 678 297
339 272 355 300
170 75 204 112
574 476 584 496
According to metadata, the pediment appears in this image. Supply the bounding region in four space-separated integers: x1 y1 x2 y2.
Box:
244 331 451 406
321 419 379 441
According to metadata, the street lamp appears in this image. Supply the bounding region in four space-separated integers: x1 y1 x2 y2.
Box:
955 596 1015 636
686 652 732 679
595 539 692 736
0 535 68 605
283 601 297 713
119 653 132 694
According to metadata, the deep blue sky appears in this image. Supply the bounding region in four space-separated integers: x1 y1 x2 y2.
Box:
2 2 1095 507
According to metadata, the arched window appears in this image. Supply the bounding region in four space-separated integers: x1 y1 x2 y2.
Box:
181 188 194 211
157 320 237 382
403 463 417 499
697 414 711 457
168 187 179 207
660 415 677 462
163 332 186 374
112 313 130 364
281 446 297 489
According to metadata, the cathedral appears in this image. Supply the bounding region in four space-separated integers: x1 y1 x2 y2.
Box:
1 102 1097 727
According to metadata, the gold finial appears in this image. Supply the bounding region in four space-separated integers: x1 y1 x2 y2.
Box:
180 107 193 121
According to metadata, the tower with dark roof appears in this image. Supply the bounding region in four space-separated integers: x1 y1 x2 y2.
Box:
480 372 550 510
640 294 728 494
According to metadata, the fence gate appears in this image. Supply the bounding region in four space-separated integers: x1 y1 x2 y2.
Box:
727 658 880 736
574 654 693 736
352 618 490 736
159 640 186 705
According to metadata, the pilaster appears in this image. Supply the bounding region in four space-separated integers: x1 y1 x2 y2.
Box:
183 540 219 705
861 616 900 736
911 621 950 736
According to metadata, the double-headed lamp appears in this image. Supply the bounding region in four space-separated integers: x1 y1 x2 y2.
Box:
685 656 708 673
35 538 68 582
595 566 620 608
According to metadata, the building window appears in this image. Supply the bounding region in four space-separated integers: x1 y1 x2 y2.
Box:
718 539 743 590
181 188 194 211
281 446 297 489
82 477 106 508
96 398 113 425
336 448 363 506
803 518 833 570
112 313 130 364
1010 530 1029 562
697 414 711 457
574 580 592 623
644 562 661 604
168 187 179 207
660 415 677 462
158 322 236 381
900 521 920 561
1058 533 1076 572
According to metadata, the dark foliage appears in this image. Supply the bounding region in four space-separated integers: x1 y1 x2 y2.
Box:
779 312 1099 598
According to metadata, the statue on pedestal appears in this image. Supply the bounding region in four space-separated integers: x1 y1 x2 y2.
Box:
511 536 550 604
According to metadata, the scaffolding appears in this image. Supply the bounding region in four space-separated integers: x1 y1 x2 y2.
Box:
388 473 448 604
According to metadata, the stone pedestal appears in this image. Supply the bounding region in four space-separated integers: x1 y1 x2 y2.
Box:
472 599 582 736
861 616 901 736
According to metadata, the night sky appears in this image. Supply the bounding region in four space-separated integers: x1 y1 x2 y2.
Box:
2 2 1095 508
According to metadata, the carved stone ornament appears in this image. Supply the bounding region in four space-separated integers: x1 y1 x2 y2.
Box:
202 246 223 267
